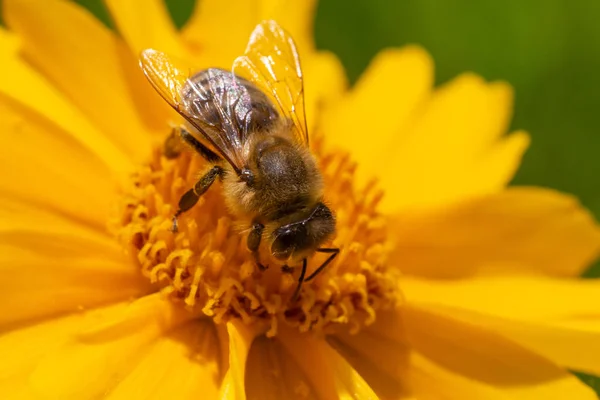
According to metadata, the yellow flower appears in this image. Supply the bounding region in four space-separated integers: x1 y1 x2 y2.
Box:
1 0 600 399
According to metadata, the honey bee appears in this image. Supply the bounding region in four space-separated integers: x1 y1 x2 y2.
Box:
139 21 338 300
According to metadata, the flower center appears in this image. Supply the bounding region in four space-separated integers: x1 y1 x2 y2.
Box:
113 133 401 336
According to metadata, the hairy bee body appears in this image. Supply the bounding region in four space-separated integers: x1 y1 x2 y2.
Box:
186 69 332 261
222 132 322 219
139 20 339 298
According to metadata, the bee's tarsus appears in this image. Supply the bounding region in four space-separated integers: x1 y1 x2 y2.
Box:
291 258 308 301
248 222 267 271
170 216 179 233
305 247 340 282
247 222 264 252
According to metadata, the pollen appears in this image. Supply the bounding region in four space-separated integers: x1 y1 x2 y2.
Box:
113 134 402 336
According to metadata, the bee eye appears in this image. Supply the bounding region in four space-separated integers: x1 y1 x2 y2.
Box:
271 224 307 260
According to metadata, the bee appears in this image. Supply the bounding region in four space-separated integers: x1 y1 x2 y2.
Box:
139 21 338 299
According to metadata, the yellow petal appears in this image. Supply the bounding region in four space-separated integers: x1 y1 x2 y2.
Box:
276 326 341 399
390 187 600 278
379 74 528 213
245 336 319 400
4 0 152 162
0 213 150 328
218 321 259 400
259 0 317 56
103 0 186 59
106 319 223 399
0 100 116 228
0 29 133 179
0 25 19 52
304 51 348 134
110 35 178 136
402 277 600 321
402 276 600 375
0 249 142 330
183 0 317 64
402 304 597 399
324 47 433 187
261 326 386 399
0 196 117 255
0 198 149 329
408 352 596 400
0 311 89 398
0 294 193 399
278 327 382 400
327 344 381 400
181 0 261 68
327 328 410 399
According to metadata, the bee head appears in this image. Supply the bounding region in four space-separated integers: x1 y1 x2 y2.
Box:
271 202 335 261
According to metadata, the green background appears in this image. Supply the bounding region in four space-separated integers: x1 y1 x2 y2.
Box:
3 0 600 394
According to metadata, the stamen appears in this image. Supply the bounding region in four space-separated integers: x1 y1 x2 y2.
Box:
112 135 402 336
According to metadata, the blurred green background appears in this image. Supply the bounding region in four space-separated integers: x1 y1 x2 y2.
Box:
3 0 600 393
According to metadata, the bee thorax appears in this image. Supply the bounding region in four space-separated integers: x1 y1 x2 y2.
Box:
227 135 323 221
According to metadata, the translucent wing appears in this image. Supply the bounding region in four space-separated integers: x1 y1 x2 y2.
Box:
233 20 309 146
140 49 263 173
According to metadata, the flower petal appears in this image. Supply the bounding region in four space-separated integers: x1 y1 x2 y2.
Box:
259 0 317 56
218 321 258 400
103 0 187 58
275 326 341 400
0 198 151 328
402 304 597 399
183 0 317 62
323 47 433 187
0 294 194 399
379 74 529 213
0 197 117 254
0 25 19 54
106 319 223 399
0 245 149 330
4 0 153 162
408 352 596 400
0 28 133 179
402 276 600 375
245 336 320 400
0 99 116 228
304 51 348 134
181 0 261 68
327 343 381 400
390 187 600 278
327 328 411 399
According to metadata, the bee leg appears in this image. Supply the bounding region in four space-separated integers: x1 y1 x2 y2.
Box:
291 258 308 301
171 165 223 232
247 222 267 270
305 248 340 282
179 126 222 164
